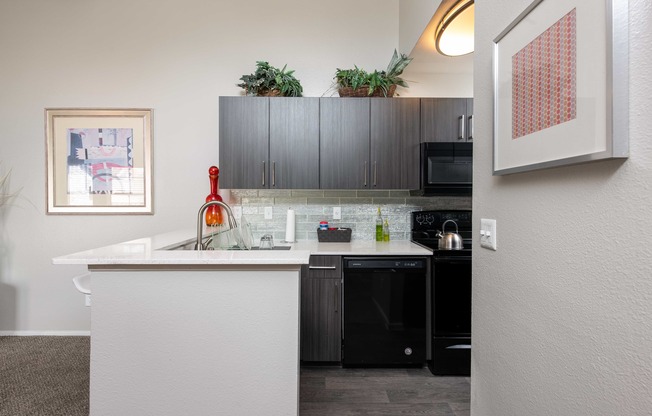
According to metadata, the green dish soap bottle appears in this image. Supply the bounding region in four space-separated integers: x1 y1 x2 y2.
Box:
383 219 390 242
375 207 383 241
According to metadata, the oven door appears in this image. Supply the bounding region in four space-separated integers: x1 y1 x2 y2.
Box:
433 256 472 337
420 142 472 196
430 254 471 375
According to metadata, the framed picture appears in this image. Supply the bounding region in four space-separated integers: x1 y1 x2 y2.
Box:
492 0 629 175
46 108 153 214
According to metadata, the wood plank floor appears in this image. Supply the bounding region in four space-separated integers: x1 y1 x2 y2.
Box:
300 366 470 416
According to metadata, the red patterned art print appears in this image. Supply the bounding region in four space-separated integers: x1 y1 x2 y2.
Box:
512 8 577 139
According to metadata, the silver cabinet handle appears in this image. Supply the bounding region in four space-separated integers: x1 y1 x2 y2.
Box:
458 115 465 140
468 115 474 141
363 161 368 187
445 344 471 350
308 266 337 270
373 161 377 187
262 161 266 187
272 161 276 187
334 281 339 312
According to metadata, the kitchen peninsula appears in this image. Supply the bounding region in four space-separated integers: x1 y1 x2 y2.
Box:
54 229 432 415
54 229 311 416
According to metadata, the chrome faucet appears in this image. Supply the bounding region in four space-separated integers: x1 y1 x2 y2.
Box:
196 200 238 250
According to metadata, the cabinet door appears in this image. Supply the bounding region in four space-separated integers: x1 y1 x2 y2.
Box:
300 256 342 362
319 98 370 189
421 98 469 142
269 98 320 189
219 97 269 189
370 98 421 189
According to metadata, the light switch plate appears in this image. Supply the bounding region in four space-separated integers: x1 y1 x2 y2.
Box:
264 206 273 220
333 206 342 220
480 218 497 250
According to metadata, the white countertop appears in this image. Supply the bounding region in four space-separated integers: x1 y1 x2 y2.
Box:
293 240 432 256
52 228 431 266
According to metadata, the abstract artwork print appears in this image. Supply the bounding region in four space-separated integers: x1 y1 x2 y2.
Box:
66 128 137 195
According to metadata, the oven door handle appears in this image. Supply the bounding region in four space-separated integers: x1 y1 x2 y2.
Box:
434 258 471 263
445 344 471 350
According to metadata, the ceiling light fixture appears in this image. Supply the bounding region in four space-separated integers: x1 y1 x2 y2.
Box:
434 0 475 57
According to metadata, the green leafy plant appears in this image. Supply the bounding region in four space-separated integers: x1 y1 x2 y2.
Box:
237 61 303 97
334 50 413 97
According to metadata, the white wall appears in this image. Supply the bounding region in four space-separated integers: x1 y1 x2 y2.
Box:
0 0 405 332
472 0 652 415
398 0 474 98
399 0 440 55
0 0 472 333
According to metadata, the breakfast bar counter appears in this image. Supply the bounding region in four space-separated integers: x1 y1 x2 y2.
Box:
54 229 311 416
53 228 430 416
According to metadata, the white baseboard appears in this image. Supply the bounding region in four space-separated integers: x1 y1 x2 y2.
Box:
0 330 90 336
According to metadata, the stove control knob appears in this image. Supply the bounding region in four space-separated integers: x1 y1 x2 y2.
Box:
404 347 413 356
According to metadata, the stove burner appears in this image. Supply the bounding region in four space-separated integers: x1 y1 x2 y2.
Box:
411 210 472 255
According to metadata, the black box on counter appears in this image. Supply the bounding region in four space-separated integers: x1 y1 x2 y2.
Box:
316 228 352 243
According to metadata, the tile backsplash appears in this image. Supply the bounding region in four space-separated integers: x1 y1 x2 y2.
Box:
226 189 471 242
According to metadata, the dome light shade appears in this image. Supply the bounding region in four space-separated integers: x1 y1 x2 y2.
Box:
435 0 475 57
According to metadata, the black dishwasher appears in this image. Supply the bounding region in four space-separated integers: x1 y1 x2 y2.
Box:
342 257 428 367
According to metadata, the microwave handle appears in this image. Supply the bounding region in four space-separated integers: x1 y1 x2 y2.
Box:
458 115 465 141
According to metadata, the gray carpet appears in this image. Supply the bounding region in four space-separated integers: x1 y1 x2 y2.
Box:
0 336 89 416
0 336 470 416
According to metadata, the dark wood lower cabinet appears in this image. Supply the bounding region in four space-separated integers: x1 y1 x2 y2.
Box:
300 256 342 362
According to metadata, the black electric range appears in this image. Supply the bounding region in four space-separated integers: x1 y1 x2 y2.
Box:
411 210 472 254
411 210 472 376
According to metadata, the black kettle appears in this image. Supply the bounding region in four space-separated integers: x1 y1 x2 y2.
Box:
435 220 464 250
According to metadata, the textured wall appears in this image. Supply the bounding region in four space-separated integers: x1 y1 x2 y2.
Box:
472 0 652 415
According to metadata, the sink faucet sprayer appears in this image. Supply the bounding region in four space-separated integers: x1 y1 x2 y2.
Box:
196 200 238 250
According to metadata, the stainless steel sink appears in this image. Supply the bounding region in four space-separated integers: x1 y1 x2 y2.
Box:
162 240 291 251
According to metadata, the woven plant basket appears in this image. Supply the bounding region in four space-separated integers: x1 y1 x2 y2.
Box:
245 88 282 97
258 89 282 97
338 84 397 98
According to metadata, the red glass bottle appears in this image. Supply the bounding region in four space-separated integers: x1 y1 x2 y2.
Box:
205 166 223 226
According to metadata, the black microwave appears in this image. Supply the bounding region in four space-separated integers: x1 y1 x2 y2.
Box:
416 142 472 196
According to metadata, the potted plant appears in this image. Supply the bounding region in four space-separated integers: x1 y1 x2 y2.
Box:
237 61 303 97
0 165 17 207
335 49 413 97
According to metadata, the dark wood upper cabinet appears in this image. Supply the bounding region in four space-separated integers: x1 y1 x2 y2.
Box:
370 98 421 189
269 97 320 189
421 98 473 142
219 96 319 189
219 96 470 189
219 96 269 189
319 98 370 189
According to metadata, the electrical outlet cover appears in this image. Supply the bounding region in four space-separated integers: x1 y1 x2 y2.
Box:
333 207 342 220
264 206 273 220
480 218 497 250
